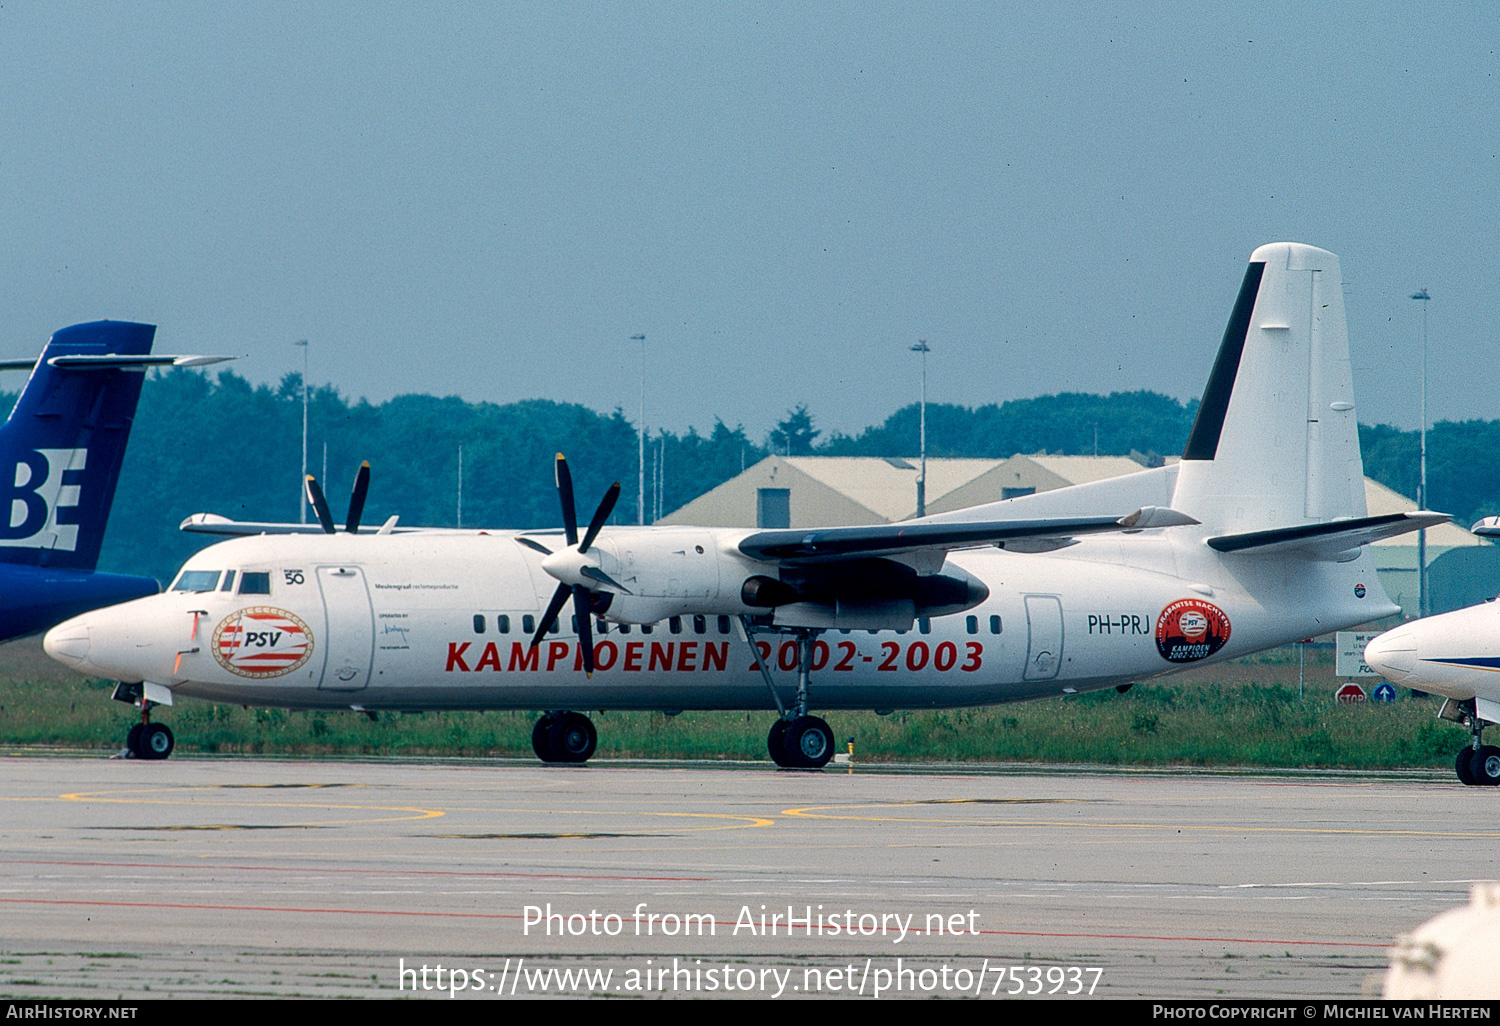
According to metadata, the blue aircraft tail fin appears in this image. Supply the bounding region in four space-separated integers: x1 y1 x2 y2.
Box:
0 321 156 571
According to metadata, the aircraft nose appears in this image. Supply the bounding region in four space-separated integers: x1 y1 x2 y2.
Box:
43 619 91 671
1364 629 1417 682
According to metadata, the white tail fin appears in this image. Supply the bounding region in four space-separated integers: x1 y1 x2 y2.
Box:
1170 243 1367 533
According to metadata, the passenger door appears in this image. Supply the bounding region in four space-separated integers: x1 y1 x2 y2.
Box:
1023 595 1063 681
316 565 374 691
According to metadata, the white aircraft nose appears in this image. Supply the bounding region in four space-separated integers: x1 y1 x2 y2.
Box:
1364 629 1417 682
43 619 91 671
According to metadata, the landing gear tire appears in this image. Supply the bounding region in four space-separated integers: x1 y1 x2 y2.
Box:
138 723 174 761
532 714 557 761
767 719 792 767
532 712 596 763
780 715 834 769
1456 747 1477 785
126 723 144 758
1470 745 1500 786
549 712 597 763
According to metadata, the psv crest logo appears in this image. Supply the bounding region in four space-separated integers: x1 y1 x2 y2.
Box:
212 607 314 678
1154 599 1231 663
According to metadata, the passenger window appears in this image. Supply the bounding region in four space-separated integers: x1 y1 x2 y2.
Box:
990 615 1002 634
220 571 236 592
619 624 631 635
498 614 510 634
473 614 486 634
966 616 978 635
692 615 706 635
522 614 535 635
717 616 730 634
641 623 653 635
918 617 931 635
669 616 682 634
238 572 271 595
596 618 609 635
172 570 221 592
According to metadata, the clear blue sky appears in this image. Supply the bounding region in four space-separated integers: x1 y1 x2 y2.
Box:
1 2 1494 440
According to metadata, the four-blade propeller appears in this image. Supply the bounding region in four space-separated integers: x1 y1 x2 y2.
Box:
305 461 371 534
528 454 621 677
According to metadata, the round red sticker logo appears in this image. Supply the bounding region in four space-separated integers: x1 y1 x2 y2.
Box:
1155 599 1231 663
212 606 315 678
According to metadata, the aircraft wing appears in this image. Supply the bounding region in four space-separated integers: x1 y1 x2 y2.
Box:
1472 517 1500 538
1206 511 1449 557
736 505 1197 564
179 513 428 536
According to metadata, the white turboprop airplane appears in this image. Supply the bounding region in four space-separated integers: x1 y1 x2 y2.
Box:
45 242 1445 766
1364 518 1500 786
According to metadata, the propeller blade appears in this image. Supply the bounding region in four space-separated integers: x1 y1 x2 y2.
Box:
530 582 571 650
554 453 579 547
572 586 595 677
578 481 621 553
579 564 631 594
514 536 553 555
304 476 337 534
346 461 370 533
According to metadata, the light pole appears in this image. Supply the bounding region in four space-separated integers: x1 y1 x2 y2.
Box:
294 339 309 523
630 334 646 525
911 340 930 518
1411 289 1431 617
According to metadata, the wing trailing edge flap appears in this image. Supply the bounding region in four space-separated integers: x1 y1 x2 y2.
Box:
1206 511 1450 558
737 505 1199 564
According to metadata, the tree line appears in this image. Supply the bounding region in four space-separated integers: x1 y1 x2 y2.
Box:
6 368 1480 582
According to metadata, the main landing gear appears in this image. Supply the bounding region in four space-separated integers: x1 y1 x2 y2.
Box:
113 682 174 760
744 622 836 769
532 711 597 764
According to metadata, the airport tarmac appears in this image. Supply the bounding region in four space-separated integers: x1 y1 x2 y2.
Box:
0 753 1487 1000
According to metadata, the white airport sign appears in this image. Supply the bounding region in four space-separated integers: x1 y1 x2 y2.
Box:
1335 631 1383 677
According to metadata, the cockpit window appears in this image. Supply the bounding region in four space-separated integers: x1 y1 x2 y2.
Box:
238 572 272 595
172 570 221 592
220 570 237 592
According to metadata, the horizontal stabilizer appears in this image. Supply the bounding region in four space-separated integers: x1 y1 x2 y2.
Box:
0 354 237 371
1207 511 1449 557
738 507 1198 564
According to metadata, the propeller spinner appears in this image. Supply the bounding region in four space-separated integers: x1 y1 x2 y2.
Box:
528 454 621 676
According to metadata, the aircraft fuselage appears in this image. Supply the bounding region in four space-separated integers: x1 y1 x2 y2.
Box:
47 527 1386 713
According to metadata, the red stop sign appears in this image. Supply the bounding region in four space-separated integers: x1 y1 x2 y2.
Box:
1335 683 1367 704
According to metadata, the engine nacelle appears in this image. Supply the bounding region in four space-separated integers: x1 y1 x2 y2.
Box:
556 529 989 630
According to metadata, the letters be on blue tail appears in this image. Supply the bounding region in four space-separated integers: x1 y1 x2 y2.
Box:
0 321 160 641
0 321 155 571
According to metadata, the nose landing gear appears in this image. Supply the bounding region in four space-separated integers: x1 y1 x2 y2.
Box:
1453 706 1500 786
113 682 174 760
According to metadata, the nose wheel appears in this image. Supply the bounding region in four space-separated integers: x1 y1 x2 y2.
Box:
1455 712 1500 786
125 717 174 760
115 683 174 760
1463 744 1500 786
